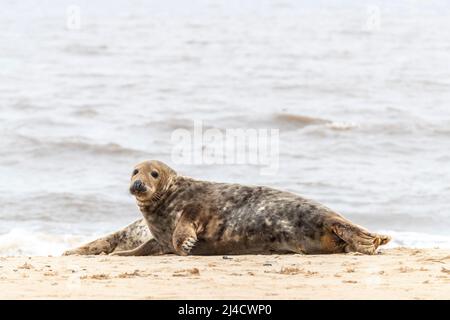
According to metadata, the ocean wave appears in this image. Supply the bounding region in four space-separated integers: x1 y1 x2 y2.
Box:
382 230 450 249
71 108 100 118
140 113 445 137
0 229 90 256
274 113 330 126
63 44 110 56
16 117 75 128
137 118 224 133
12 135 147 157
0 192 135 223
182 113 359 132
325 121 359 131
276 113 450 136
274 113 359 131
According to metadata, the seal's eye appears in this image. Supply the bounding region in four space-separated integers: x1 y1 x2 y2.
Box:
151 171 159 179
132 169 139 176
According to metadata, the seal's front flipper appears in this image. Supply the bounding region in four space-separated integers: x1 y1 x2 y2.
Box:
172 220 198 256
173 231 198 256
331 221 391 255
110 239 165 256
172 205 201 256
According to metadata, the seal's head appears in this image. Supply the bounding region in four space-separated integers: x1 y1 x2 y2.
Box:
129 160 177 204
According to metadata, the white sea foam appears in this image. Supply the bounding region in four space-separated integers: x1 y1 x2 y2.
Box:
382 231 450 249
0 229 90 256
325 121 359 131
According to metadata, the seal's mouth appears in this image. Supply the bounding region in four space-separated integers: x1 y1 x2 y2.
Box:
129 179 148 196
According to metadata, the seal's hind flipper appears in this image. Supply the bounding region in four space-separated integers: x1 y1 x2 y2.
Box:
331 221 391 255
63 238 115 256
62 218 151 256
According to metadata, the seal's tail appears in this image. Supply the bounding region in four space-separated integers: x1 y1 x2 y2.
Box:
330 219 391 255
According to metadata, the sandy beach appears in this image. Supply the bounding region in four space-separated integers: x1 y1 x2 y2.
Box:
0 247 448 299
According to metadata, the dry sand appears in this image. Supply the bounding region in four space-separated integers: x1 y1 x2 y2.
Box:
0 247 449 299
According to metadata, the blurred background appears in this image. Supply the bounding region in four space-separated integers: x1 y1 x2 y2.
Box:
1 0 449 255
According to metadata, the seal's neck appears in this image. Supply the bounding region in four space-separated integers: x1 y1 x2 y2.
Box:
136 174 178 214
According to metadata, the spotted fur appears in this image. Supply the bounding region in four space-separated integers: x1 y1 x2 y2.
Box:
105 160 391 256
63 218 152 255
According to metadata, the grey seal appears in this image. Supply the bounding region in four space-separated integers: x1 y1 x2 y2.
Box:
78 160 389 257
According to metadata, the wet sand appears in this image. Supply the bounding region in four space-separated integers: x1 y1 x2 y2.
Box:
0 248 449 299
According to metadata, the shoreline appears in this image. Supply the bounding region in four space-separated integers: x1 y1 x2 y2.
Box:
0 248 449 299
